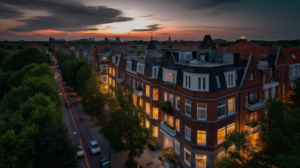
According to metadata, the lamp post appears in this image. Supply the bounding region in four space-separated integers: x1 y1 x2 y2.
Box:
74 132 76 145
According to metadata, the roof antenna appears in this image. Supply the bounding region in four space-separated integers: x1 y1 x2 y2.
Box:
150 32 153 41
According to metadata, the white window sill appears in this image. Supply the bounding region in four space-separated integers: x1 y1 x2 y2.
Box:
227 112 236 116
153 117 158 120
185 113 191 117
153 99 159 101
218 115 226 120
197 143 206 146
218 139 225 144
185 137 191 141
184 161 191 167
197 118 207 121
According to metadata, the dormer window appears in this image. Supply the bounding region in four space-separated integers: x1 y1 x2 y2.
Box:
183 72 209 91
152 66 160 79
292 54 296 59
126 61 132 70
137 63 145 74
250 73 254 81
112 56 116 64
224 71 236 88
163 69 177 83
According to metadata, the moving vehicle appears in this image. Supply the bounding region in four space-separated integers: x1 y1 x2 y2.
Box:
58 89 62 96
65 100 72 107
89 140 101 154
100 159 112 168
69 92 77 97
76 145 84 158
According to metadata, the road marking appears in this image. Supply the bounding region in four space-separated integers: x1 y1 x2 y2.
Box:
80 139 90 168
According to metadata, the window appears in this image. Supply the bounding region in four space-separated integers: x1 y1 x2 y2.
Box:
145 119 149 128
265 89 268 100
250 91 254 100
282 83 285 93
217 127 226 144
163 69 176 83
139 98 143 107
216 76 221 88
137 63 144 74
169 116 173 127
227 71 235 88
146 103 150 114
245 93 248 102
164 113 167 122
228 98 235 114
184 148 191 166
176 96 180 109
109 77 111 85
198 77 206 91
126 61 132 70
109 67 111 74
185 126 191 141
101 65 108 73
227 123 235 135
133 94 137 106
196 155 207 168
146 85 150 97
185 100 191 117
290 67 294 77
112 68 115 76
176 119 180 131
245 115 248 124
133 79 135 88
197 130 206 145
152 126 158 138
153 108 158 120
250 72 254 81
112 79 115 88
101 75 108 82
153 67 159 78
169 94 173 106
197 103 206 120
185 75 191 88
164 92 168 101
218 101 226 118
153 88 159 100
175 140 180 155
292 54 296 59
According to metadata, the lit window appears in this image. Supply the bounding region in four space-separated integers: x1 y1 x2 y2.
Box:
218 101 226 118
133 94 137 106
164 70 175 83
175 140 180 155
153 88 159 100
227 123 235 135
185 100 191 117
196 155 206 168
112 79 115 88
169 116 173 127
169 94 173 106
112 68 115 76
217 127 225 144
176 119 180 131
146 103 150 114
176 96 180 109
153 108 159 120
145 119 149 128
228 98 235 114
197 130 206 145
185 126 191 141
184 148 191 166
152 126 158 138
139 98 143 107
164 92 168 101
146 85 150 97
197 103 206 120
109 77 111 85
101 75 108 82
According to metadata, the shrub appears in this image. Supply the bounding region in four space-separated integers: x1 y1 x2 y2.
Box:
248 99 259 105
158 147 179 165
148 139 156 151
136 86 143 91
159 101 172 110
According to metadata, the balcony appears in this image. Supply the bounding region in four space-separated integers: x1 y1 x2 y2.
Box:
245 123 261 133
116 77 123 83
246 99 266 111
160 121 176 138
134 89 143 97
165 81 176 87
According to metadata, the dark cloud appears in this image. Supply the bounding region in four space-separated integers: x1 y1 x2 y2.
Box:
132 24 163 32
204 11 220 17
159 33 170 35
153 18 172 21
181 0 244 10
0 0 133 32
0 4 24 19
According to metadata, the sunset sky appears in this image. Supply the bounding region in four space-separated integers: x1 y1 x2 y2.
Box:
0 0 299 41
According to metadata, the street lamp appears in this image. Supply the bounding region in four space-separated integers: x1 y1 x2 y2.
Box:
74 132 77 145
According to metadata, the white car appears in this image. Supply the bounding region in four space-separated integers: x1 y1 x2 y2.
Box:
76 145 84 157
89 140 101 154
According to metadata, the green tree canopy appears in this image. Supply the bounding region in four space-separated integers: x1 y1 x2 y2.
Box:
5 44 17 50
0 49 12 65
288 80 300 109
66 60 86 87
16 44 25 50
76 63 94 90
7 63 38 89
25 63 54 79
0 69 14 100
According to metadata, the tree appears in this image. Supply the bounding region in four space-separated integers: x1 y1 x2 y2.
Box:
136 50 142 55
66 60 86 87
101 88 151 163
288 80 300 109
76 63 93 90
25 63 54 79
7 63 38 89
1 47 48 72
0 49 12 65
0 69 14 100
16 44 25 50
5 44 17 50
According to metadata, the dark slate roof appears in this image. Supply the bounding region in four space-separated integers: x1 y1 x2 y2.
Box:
162 65 178 70
268 53 277 67
147 40 158 50
199 35 217 50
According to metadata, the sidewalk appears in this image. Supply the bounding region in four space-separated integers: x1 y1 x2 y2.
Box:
75 102 164 168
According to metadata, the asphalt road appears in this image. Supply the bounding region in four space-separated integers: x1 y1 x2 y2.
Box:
52 58 103 168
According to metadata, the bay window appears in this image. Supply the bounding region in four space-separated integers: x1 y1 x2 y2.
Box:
197 103 206 120
228 97 235 114
217 127 226 144
153 88 159 100
185 99 191 117
218 101 226 118
153 108 158 120
197 130 206 145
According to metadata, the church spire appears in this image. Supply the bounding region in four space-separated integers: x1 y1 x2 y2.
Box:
169 35 171 41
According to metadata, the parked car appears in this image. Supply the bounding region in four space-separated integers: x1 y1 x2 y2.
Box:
65 101 72 107
76 145 84 158
100 159 112 168
59 89 62 96
89 140 100 154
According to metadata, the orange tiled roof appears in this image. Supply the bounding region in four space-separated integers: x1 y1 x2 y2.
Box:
282 47 300 64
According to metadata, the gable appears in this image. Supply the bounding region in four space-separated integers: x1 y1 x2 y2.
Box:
276 49 287 66
241 56 263 90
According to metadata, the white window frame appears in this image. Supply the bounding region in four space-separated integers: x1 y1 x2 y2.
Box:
152 66 160 79
153 108 158 120
153 88 159 100
137 63 145 74
198 77 207 91
101 65 108 73
195 154 207 168
197 103 207 120
126 60 132 71
197 130 206 145
227 97 235 114
218 101 226 118
225 71 236 88
169 94 173 106
175 140 180 155
216 76 221 88
185 126 191 141
184 148 191 166
176 96 180 110
185 99 191 117
217 127 226 144
162 68 177 83
164 92 168 101
183 72 209 91
101 75 108 83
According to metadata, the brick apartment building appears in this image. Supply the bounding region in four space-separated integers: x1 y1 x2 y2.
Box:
76 35 299 168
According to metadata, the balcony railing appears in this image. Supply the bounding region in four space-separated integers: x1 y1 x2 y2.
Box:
160 121 176 137
165 81 176 87
245 123 261 133
246 99 266 111
116 77 123 83
134 89 143 97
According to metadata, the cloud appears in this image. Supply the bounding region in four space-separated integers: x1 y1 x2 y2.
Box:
140 14 153 17
159 33 170 35
0 0 133 32
204 11 220 17
132 24 164 32
180 0 244 10
0 5 24 19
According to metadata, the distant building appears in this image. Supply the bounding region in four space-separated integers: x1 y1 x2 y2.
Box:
93 38 95 41
105 37 108 41
80 39 90 42
90 38 92 41
116 37 121 42
49 37 56 42
213 38 226 42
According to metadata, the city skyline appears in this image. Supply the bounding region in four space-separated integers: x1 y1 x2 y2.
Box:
0 0 300 41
